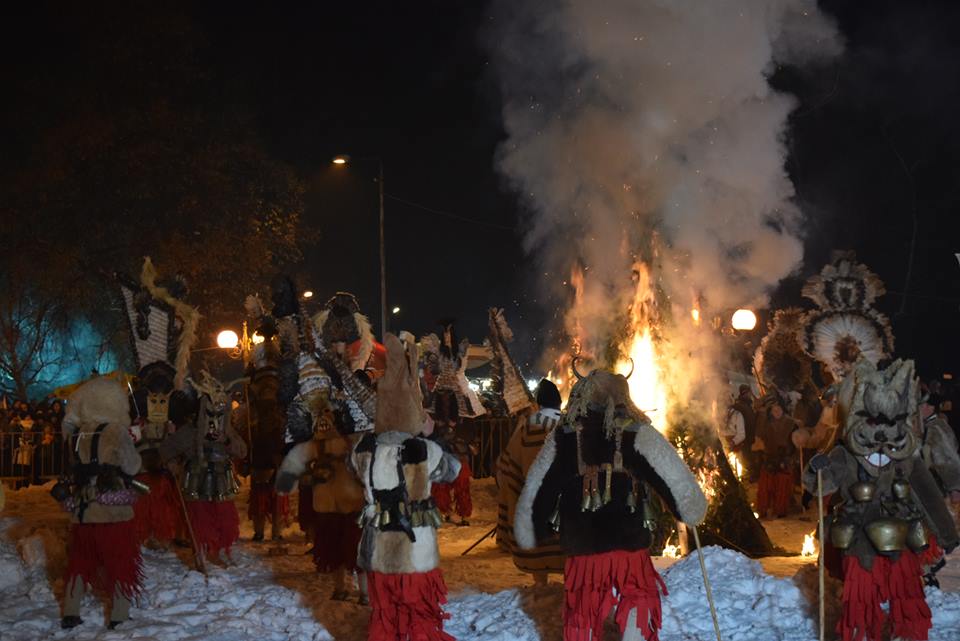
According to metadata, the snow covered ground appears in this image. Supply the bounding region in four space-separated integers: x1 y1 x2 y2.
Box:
1 479 958 641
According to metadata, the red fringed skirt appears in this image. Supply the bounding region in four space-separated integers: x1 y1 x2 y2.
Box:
431 457 473 518
187 500 240 558
564 548 666 641
132 471 182 544
312 512 362 572
366 568 454 641
839 551 932 641
248 483 290 523
65 520 143 600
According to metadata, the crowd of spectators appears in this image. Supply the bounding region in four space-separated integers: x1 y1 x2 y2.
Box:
0 396 66 487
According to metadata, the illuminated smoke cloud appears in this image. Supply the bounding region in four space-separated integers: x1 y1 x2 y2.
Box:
491 0 841 383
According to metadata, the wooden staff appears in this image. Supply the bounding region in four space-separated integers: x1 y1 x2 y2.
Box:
692 526 722 641
172 474 206 576
817 468 825 641
461 525 497 556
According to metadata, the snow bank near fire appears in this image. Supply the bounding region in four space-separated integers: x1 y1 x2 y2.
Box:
0 516 333 641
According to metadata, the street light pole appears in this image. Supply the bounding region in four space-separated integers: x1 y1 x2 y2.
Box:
378 159 387 338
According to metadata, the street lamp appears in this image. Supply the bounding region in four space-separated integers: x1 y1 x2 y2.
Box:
302 290 314 299
731 309 758 331
333 154 387 337
217 330 239 349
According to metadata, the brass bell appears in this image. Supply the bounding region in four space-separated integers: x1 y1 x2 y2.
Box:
891 479 911 501
906 519 930 552
548 497 562 531
829 521 856 550
864 518 909 555
581 492 592 512
602 485 613 505
849 482 877 503
411 511 423 528
590 489 602 512
626 491 638 514
379 510 392 528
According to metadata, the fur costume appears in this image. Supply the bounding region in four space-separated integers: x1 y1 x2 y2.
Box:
59 377 144 629
351 333 461 641
422 320 485 420
275 292 372 599
801 252 895 382
496 390 565 577
243 296 290 541
515 366 706 641
919 413 960 496
803 359 958 641
160 371 247 560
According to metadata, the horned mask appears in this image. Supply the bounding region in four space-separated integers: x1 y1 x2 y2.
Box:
838 358 919 463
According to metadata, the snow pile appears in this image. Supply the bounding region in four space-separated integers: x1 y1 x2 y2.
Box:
446 589 542 641
661 546 815 641
926 583 960 641
0 516 333 641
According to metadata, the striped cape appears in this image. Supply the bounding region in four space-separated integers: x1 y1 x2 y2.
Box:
496 407 565 574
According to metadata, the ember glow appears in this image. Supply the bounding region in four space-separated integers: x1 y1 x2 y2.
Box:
661 544 682 559
801 531 818 558
727 452 744 481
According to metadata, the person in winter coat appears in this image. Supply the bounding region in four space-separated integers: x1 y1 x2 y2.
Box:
351 333 461 641
59 377 143 630
755 400 798 518
515 365 707 641
496 378 565 584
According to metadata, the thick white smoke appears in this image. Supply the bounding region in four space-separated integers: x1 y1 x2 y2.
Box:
492 0 841 400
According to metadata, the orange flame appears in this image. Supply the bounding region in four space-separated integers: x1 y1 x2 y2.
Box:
801 531 818 558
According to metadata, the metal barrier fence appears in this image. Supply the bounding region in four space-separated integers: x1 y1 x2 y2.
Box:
0 431 68 483
462 416 517 479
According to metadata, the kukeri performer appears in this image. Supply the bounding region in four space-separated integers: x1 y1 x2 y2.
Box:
160 371 247 563
276 292 375 601
130 362 187 548
351 333 461 641
422 319 484 526
496 378 565 585
805 359 959 641
515 361 707 641
242 297 290 542
57 377 144 630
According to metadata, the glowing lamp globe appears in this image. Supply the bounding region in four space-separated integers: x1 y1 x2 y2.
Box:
217 330 239 349
332 156 349 166
302 290 314 299
251 332 265 345
731 309 758 331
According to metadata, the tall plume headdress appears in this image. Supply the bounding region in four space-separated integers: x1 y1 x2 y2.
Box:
753 308 816 408
116 257 200 390
801 251 894 381
486 307 534 416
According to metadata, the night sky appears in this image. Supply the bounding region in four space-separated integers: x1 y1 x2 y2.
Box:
4 0 959 379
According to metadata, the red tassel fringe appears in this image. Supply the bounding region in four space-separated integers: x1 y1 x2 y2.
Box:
756 469 793 517
563 549 666 641
431 457 473 518
187 500 240 558
839 552 932 641
919 534 942 567
65 521 143 600
366 569 455 641
312 512 361 572
248 484 290 523
132 471 182 544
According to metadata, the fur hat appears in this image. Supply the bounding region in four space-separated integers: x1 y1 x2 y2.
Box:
63 377 131 437
375 333 426 434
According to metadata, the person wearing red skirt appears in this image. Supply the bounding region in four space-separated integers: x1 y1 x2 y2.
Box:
59 377 145 630
514 368 707 641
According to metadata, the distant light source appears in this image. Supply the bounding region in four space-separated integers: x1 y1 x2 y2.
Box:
731 309 758 331
251 332 265 345
217 330 239 349
332 156 349 166
392 306 400 314
302 290 314 299
691 308 701 326
944 373 954 381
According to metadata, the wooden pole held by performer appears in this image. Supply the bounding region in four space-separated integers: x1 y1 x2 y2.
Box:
461 525 497 556
817 468 825 641
172 474 206 575
692 525 723 641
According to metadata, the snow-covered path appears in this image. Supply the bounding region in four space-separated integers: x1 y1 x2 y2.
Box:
2 480 958 641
